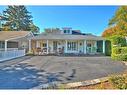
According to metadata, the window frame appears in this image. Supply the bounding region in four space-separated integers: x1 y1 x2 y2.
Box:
63 29 71 34
43 43 47 47
67 41 77 51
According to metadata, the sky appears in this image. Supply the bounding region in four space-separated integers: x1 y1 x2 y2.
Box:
0 6 118 36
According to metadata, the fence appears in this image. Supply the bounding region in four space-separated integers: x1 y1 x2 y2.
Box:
0 49 25 62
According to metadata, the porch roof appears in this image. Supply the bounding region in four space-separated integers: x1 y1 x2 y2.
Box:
31 33 105 40
0 31 31 41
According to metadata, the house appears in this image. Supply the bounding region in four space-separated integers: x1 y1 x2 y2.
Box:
0 31 33 62
29 27 106 55
0 31 33 51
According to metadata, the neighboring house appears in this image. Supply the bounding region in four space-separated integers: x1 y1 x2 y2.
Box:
0 31 33 62
30 27 106 55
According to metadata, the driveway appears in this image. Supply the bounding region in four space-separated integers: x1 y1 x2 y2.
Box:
0 56 126 89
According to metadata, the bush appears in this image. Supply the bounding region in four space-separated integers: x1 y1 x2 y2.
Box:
110 35 126 47
112 47 121 54
121 47 127 54
109 75 127 89
111 53 127 61
111 47 127 61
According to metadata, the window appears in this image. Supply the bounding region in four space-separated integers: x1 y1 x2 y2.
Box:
63 29 70 34
67 30 70 34
7 42 18 48
0 41 2 48
87 43 91 47
80 43 82 46
0 41 5 48
43 43 47 47
64 30 66 33
67 42 77 51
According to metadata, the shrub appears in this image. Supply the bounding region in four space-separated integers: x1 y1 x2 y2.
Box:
112 47 121 54
109 75 127 89
110 35 126 47
111 54 127 61
121 47 127 54
111 47 127 61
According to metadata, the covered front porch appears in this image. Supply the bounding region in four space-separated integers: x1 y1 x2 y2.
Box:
30 39 106 55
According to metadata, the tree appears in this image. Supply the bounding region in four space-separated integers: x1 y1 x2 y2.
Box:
1 5 39 33
108 6 127 36
0 13 7 31
102 6 127 37
102 27 115 37
102 25 123 37
29 23 40 33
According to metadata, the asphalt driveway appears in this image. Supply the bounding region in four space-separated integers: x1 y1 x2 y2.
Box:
0 56 126 89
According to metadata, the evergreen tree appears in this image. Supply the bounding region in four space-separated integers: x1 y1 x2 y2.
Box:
29 23 40 33
2 5 39 33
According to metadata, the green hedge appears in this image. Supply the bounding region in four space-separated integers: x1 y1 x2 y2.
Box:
110 35 126 47
111 47 127 61
121 47 127 54
112 47 121 54
111 53 127 61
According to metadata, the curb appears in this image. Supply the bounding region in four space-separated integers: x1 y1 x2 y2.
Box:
122 61 127 66
58 77 108 89
31 77 109 89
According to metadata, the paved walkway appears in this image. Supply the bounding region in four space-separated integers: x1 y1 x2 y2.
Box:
0 56 126 89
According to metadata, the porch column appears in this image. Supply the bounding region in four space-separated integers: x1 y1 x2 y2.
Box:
36 40 39 47
83 40 86 54
5 40 7 51
65 40 67 53
28 39 31 52
103 40 105 54
46 40 49 54
95 41 97 53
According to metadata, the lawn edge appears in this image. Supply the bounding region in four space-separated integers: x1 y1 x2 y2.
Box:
58 77 109 89
31 76 109 89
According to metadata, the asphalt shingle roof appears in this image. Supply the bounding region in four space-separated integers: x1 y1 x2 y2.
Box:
0 31 30 41
31 33 104 40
